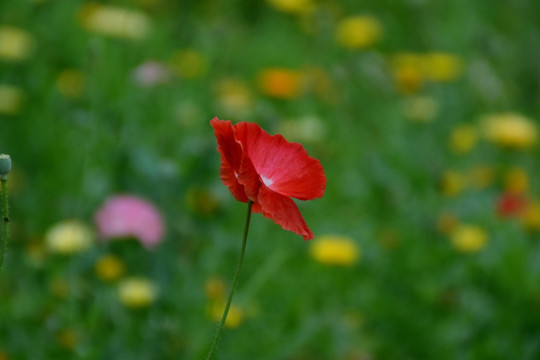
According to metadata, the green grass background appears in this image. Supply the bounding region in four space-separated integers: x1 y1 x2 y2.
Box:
2 0 540 359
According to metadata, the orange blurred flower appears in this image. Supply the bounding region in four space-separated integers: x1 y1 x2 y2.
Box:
257 68 304 99
390 53 424 93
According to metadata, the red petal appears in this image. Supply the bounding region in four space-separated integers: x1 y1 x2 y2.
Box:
210 118 242 172
254 185 314 240
219 160 249 203
211 118 250 201
237 156 261 202
233 122 325 200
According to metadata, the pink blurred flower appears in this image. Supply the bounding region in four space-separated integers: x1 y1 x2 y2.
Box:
132 61 170 87
95 195 165 249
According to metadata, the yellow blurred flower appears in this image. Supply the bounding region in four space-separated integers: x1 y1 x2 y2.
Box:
437 212 459 234
440 170 466 197
170 49 207 79
450 225 488 253
0 26 33 61
335 15 382 49
56 69 85 98
391 52 462 92
278 116 325 143
257 68 304 99
0 84 23 115
208 301 244 328
205 277 226 301
45 220 94 255
504 167 528 194
449 124 478 154
421 52 463 82
0 350 7 360
267 0 314 14
56 329 77 350
95 255 125 282
310 235 360 266
467 165 494 189
118 277 158 308
402 96 439 122
214 78 254 118
79 3 150 40
481 112 537 149
523 202 540 231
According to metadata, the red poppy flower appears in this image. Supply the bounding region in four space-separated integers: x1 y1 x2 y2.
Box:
496 192 527 218
211 117 326 240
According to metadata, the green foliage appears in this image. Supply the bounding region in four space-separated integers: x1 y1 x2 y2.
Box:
2 0 540 359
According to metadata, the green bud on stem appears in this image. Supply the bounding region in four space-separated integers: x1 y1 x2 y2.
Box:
0 154 11 180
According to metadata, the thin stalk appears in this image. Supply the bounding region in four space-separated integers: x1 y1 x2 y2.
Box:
0 178 8 271
206 200 253 360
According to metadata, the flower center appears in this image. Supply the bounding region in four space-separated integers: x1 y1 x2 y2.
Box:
261 175 273 187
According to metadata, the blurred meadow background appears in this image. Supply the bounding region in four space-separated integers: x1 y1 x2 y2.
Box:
2 0 540 359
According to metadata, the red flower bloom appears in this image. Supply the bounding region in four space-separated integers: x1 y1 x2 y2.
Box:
496 192 527 218
211 117 326 240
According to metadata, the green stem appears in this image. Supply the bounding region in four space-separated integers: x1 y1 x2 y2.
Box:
0 178 8 271
206 200 253 360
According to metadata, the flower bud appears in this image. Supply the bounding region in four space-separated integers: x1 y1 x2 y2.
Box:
0 154 11 179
